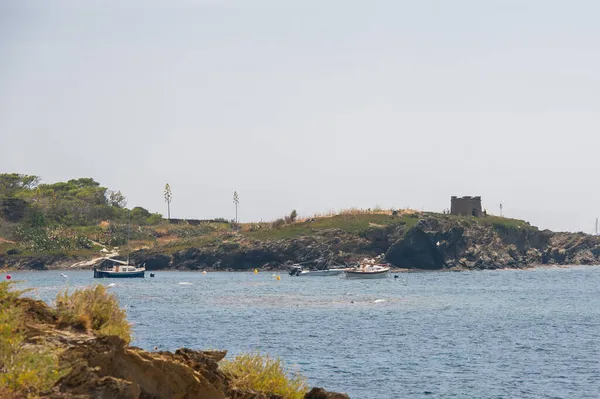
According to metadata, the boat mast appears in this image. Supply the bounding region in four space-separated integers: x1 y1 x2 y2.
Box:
127 209 131 265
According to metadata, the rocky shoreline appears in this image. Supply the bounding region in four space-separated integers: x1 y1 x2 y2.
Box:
4 214 600 272
3 287 350 399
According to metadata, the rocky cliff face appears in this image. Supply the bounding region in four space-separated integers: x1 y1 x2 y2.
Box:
6 214 600 271
384 217 552 269
131 216 600 271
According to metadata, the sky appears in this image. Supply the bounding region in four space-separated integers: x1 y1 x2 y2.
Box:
1 0 599 232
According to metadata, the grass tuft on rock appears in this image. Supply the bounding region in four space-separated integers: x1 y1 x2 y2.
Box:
55 284 131 343
221 352 308 399
0 281 64 395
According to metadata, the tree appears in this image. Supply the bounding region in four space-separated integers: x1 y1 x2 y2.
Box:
164 184 172 220
28 206 46 228
233 191 239 223
0 197 29 222
290 209 297 223
131 206 151 219
0 173 40 194
107 190 127 208
67 178 100 188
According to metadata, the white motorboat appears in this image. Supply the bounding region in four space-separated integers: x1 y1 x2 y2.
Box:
345 258 390 279
289 264 346 277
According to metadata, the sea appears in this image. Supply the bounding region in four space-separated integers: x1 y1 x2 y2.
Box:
6 266 600 399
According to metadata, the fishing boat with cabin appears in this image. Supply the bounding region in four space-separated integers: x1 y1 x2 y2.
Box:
93 258 145 278
92 211 145 278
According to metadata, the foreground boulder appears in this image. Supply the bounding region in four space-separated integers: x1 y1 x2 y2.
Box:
49 336 229 399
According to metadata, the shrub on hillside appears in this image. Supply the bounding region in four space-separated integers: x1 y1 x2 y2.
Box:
221 352 308 399
13 226 93 252
272 218 285 228
55 285 131 343
6 248 20 255
145 213 163 225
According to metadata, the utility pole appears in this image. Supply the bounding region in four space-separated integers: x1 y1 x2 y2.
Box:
596 217 598 236
500 202 503 217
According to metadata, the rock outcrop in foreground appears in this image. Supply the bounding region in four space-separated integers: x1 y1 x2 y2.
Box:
12 296 349 399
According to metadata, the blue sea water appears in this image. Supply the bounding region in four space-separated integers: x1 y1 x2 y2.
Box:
6 267 600 399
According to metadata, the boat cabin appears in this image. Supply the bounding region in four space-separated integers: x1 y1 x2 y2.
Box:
96 258 135 271
117 266 138 272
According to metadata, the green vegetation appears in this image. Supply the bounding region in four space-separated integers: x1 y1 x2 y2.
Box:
481 215 535 230
160 235 221 254
0 173 162 257
0 172 538 262
436 212 535 231
13 225 93 253
55 284 131 343
221 352 308 399
244 212 419 240
0 281 65 395
0 173 162 228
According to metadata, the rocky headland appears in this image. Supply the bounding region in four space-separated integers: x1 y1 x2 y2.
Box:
132 215 600 272
4 212 600 272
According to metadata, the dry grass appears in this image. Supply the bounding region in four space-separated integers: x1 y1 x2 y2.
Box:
55 284 131 343
244 210 421 240
221 352 308 399
295 207 420 223
0 281 64 396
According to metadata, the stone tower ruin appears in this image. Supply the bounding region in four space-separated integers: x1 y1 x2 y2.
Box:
450 196 482 217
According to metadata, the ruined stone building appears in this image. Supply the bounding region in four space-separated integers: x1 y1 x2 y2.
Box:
451 196 482 217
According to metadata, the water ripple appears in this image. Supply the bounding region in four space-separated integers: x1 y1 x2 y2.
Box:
8 267 600 398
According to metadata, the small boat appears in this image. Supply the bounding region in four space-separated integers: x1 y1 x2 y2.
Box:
93 258 145 278
289 264 346 277
345 258 390 279
93 210 144 278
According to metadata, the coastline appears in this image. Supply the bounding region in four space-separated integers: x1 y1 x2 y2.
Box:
4 263 596 274
5 213 600 273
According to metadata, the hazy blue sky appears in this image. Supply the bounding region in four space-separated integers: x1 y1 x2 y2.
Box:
2 0 599 232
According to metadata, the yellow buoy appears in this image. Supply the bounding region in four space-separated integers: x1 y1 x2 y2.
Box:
276 275 281 281
253 269 258 275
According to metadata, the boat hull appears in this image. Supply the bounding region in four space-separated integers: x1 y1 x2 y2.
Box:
298 269 346 277
93 270 145 278
345 269 390 279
